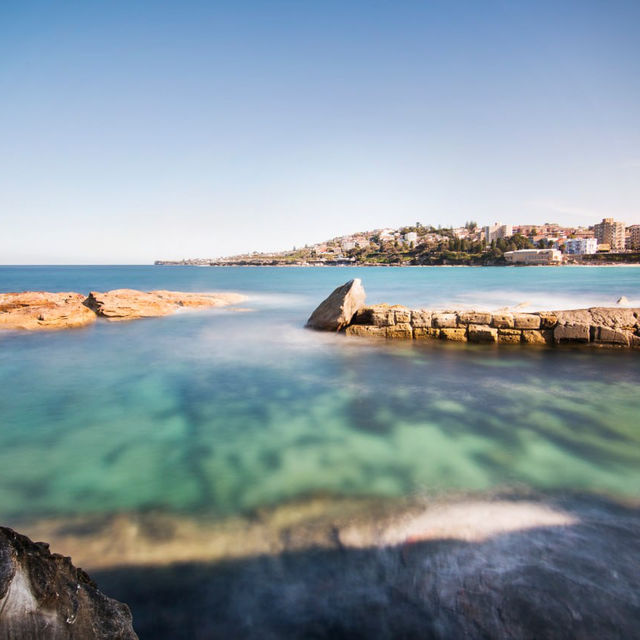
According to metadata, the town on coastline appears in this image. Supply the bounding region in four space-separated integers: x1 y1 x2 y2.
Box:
156 218 640 267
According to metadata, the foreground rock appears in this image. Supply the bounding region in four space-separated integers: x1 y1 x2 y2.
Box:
309 281 640 348
0 292 97 331
305 279 366 331
84 289 247 321
0 526 137 639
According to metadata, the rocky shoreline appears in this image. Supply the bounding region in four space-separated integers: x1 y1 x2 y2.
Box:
307 279 640 348
0 289 247 331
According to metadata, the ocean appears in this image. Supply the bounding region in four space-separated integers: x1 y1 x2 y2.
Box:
1 265 639 637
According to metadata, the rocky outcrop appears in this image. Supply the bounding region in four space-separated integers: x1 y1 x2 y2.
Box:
0 527 137 639
0 292 97 331
312 281 640 349
84 289 247 321
306 279 366 331
0 290 248 330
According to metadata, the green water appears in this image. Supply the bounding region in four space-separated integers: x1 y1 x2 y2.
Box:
0 266 639 522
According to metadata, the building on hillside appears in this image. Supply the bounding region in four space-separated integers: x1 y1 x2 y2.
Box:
627 225 640 250
404 232 418 244
564 238 598 255
483 222 513 243
504 249 562 265
594 218 626 251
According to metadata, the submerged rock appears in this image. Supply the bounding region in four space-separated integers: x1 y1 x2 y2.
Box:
0 292 97 331
306 279 366 331
0 527 137 639
84 289 247 321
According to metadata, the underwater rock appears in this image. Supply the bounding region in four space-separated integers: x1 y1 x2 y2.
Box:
0 292 97 331
0 527 137 639
84 289 247 321
305 279 366 331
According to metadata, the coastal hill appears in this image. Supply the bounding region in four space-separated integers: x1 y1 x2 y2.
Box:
155 221 640 267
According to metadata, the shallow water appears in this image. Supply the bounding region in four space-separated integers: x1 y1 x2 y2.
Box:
1 265 639 526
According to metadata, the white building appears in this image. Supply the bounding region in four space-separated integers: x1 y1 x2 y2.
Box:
483 222 513 243
564 238 598 255
504 249 562 265
404 232 418 244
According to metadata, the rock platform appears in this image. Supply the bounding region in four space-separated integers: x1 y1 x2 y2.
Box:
307 280 640 348
0 289 247 331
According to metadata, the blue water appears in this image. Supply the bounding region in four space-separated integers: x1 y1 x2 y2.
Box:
1 266 639 523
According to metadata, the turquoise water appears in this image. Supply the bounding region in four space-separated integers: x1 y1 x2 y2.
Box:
1 266 639 522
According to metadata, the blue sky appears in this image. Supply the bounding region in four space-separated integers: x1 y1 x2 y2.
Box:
2 1 639 263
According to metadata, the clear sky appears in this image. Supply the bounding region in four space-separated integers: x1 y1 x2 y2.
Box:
2 0 639 264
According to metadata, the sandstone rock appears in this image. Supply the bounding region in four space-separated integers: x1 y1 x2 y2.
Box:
595 327 630 346
513 313 541 330
352 305 394 327
306 280 366 331
554 323 590 344
537 312 558 329
0 292 97 331
630 334 640 348
392 307 411 324
432 313 457 329
467 324 498 343
413 327 440 340
457 311 492 325
491 313 514 329
440 328 467 341
85 289 246 322
344 325 386 338
554 310 593 327
410 310 432 328
522 330 553 345
498 329 521 344
588 307 638 330
0 527 137 639
386 323 413 339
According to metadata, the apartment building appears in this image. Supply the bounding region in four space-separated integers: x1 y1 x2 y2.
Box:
594 218 626 252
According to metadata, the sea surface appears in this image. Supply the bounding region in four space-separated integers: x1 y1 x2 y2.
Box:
2 265 640 636
1 265 639 524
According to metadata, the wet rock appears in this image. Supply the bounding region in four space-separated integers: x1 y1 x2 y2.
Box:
386 323 413 339
554 323 590 343
410 310 432 328
440 328 467 341
0 292 97 331
0 527 137 639
595 327 630 346
306 280 366 332
498 329 521 344
617 296 629 305
513 313 541 330
414 328 440 340
467 324 498 343
491 313 515 329
522 329 553 345
345 325 386 338
352 305 394 327
84 289 246 321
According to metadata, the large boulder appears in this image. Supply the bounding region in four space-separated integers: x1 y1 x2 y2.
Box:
0 527 137 639
84 289 247 321
306 279 366 331
0 292 97 331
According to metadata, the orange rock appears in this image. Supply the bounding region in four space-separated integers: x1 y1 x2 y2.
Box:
84 289 247 321
0 291 97 331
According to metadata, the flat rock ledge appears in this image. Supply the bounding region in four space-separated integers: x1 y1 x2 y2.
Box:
347 304 640 348
0 290 247 330
0 526 137 639
307 281 640 348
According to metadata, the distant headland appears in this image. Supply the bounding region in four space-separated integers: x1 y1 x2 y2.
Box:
155 219 640 267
